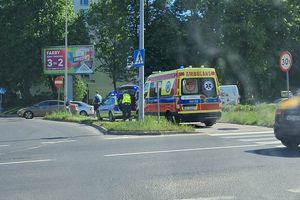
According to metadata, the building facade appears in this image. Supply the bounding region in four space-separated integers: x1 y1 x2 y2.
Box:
72 0 98 12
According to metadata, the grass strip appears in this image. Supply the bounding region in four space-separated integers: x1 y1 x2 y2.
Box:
45 112 194 133
219 104 276 127
44 112 97 124
94 116 194 132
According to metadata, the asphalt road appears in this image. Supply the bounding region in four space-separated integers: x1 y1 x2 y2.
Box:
0 117 300 200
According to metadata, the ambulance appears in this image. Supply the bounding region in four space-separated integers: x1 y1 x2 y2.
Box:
144 66 221 126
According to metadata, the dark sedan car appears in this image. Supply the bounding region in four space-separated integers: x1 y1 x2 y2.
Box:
274 96 300 148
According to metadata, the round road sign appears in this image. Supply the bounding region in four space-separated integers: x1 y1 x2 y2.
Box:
55 76 64 89
279 51 292 72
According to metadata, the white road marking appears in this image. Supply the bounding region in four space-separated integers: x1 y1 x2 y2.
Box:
0 145 9 147
223 134 272 139
42 140 76 144
256 141 282 145
177 196 235 200
178 196 235 200
287 187 300 193
0 159 52 166
104 144 262 157
239 137 275 142
104 133 202 140
209 131 273 136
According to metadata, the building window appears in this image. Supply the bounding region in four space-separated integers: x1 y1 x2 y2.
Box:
80 0 89 6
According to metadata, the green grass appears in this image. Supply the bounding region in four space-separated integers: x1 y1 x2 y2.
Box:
44 112 194 133
94 116 194 132
44 112 97 124
219 104 276 127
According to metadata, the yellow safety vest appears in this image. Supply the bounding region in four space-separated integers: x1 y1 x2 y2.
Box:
122 93 131 104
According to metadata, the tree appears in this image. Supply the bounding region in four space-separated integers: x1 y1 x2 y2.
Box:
0 0 90 106
73 76 87 101
88 1 133 91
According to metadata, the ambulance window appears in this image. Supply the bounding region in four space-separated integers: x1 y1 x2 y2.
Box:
149 82 157 97
200 78 216 97
182 78 199 95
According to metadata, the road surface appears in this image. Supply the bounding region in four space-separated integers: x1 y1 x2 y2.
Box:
0 117 299 200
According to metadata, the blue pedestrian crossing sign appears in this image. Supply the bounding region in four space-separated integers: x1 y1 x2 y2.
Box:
133 49 145 67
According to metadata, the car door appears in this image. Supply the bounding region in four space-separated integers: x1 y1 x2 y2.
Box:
33 101 50 116
99 98 114 118
48 100 64 113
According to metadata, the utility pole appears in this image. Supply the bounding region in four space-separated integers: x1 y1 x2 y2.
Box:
64 0 68 110
138 0 145 121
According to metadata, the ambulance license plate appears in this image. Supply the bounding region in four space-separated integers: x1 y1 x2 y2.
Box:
183 106 196 111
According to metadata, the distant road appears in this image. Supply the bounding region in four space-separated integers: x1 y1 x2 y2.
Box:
0 118 299 200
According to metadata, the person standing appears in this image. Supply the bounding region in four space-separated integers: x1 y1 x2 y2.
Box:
93 91 102 118
120 91 131 121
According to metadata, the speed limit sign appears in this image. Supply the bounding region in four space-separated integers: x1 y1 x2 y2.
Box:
279 51 292 72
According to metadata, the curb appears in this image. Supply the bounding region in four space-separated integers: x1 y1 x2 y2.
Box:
88 122 196 135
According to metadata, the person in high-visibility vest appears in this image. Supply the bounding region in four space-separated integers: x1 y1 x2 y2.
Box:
120 90 132 121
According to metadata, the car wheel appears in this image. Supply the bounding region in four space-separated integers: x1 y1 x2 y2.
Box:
24 111 34 119
204 119 216 127
109 112 115 122
165 112 174 123
79 110 88 116
281 140 299 149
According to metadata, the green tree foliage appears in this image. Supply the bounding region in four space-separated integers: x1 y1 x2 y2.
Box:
2 0 300 105
0 0 89 105
73 76 87 101
87 0 133 91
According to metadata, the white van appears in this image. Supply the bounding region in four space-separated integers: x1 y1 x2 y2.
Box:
219 85 240 105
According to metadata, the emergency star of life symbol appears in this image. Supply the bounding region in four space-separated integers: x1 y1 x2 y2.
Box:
133 49 145 67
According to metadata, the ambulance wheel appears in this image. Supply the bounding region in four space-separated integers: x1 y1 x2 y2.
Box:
204 120 216 127
166 112 175 123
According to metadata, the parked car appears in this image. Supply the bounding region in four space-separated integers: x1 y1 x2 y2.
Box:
97 96 123 122
219 85 240 105
70 101 94 116
17 100 79 119
274 96 300 148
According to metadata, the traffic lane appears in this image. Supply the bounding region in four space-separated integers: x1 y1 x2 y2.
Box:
96 145 300 200
194 122 273 134
0 120 298 200
0 117 100 143
1 142 299 200
0 117 100 152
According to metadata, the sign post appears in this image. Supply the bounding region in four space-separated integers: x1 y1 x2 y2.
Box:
55 76 64 107
138 0 145 121
279 51 292 98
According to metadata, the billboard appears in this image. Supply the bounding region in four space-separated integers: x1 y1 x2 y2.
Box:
43 45 94 75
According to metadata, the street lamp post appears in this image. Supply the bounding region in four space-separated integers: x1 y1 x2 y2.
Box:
64 0 68 110
138 0 145 121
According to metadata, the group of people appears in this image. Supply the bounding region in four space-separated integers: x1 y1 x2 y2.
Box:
92 90 134 121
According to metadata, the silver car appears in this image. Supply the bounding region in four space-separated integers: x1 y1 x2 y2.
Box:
17 100 79 119
97 96 122 122
70 101 94 116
